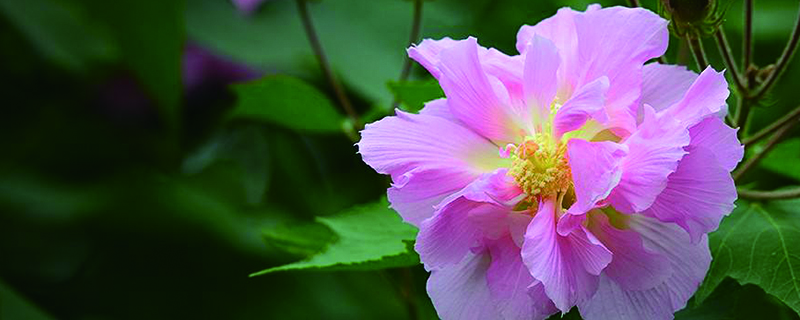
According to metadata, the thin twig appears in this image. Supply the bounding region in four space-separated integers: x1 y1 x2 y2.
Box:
749 6 800 101
743 0 754 71
715 27 747 95
688 35 709 70
392 0 424 110
296 0 360 129
743 105 800 145
626 0 641 7
738 187 800 200
733 119 798 181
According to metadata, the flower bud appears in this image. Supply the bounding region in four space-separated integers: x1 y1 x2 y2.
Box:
660 0 727 38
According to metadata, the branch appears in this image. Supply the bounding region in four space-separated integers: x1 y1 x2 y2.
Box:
688 35 709 70
626 0 641 7
392 0 424 110
296 0 360 129
733 119 797 181
715 27 747 95
743 0 753 70
743 105 800 145
749 5 800 101
738 187 800 200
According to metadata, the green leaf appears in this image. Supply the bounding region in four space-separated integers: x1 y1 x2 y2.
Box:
262 221 336 257
231 75 345 133
695 199 800 316
387 80 444 113
0 0 117 72
250 199 418 275
0 279 57 320
760 138 800 182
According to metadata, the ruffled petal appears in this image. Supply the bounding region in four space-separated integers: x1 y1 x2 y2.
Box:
579 215 711 320
521 198 612 312
437 37 524 143
664 66 729 127
640 63 698 114
415 170 521 269
358 110 504 178
587 213 671 290
558 140 626 235
642 146 737 243
607 106 689 213
486 236 558 320
427 250 503 320
407 37 460 79
553 77 610 139
688 116 743 172
388 167 478 227
523 35 561 129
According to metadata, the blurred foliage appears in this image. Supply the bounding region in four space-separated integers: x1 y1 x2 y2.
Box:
0 0 799 319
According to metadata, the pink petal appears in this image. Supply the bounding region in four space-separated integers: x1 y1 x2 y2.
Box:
553 77 610 139
358 110 503 179
415 170 521 269
426 250 503 320
664 66 730 127
523 35 561 128
560 139 627 236
607 106 689 213
640 63 698 114
418 98 458 122
407 37 460 80
642 146 737 243
388 167 478 227
688 116 743 172
587 213 670 290
579 215 711 320
437 37 523 143
486 236 558 320
572 7 669 134
521 199 612 312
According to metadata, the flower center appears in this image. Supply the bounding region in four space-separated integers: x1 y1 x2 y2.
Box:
508 135 572 199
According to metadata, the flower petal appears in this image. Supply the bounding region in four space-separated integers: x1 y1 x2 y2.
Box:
486 236 558 320
579 215 711 320
558 139 626 235
664 66 729 127
437 37 523 143
426 250 503 320
523 35 561 128
640 63 698 114
642 146 737 243
388 167 478 227
418 98 458 122
521 198 612 312
607 106 689 213
687 116 743 172
358 110 504 178
553 77 610 139
407 37 460 79
587 213 671 290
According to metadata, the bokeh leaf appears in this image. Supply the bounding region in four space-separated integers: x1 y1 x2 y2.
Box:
231 75 345 133
759 138 800 182
695 199 800 316
387 80 444 113
251 199 418 275
0 279 57 320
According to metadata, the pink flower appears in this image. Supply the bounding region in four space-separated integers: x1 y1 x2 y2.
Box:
358 4 743 320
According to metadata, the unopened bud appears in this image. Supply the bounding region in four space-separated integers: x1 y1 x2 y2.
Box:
660 0 727 38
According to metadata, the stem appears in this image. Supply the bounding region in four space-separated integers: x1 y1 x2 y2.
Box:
743 105 800 145
392 0 424 110
626 0 640 7
738 187 800 200
399 0 423 83
715 27 747 95
296 0 360 129
688 35 709 70
749 6 800 101
743 0 753 70
733 119 797 181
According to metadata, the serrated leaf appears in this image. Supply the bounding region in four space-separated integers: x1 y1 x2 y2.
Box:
231 75 344 133
262 221 335 257
760 139 800 182
387 80 444 113
695 199 800 316
250 199 418 275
